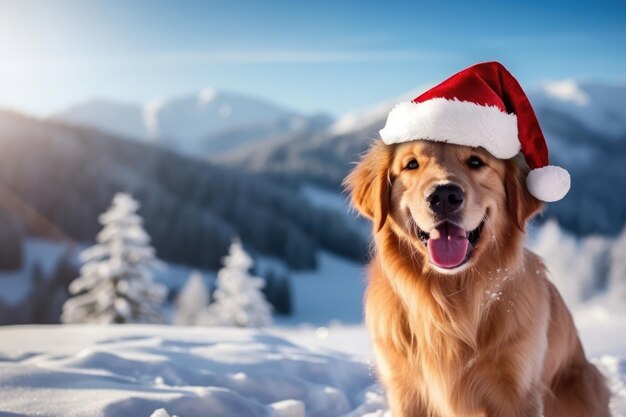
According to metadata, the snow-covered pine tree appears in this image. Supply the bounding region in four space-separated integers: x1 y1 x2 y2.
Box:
174 271 209 325
198 239 272 327
61 193 166 324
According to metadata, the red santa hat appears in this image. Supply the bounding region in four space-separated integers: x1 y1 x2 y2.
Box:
379 61 570 202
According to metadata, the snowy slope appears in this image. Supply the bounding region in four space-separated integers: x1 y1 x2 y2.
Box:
0 326 386 417
1 314 626 417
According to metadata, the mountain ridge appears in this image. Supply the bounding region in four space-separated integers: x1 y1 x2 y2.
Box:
0 110 366 271
221 80 626 237
52 89 333 155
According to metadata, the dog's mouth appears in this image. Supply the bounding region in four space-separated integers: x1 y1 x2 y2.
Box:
416 219 486 270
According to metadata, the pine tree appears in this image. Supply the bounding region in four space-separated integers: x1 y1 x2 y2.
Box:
174 271 209 325
198 239 272 327
61 193 166 324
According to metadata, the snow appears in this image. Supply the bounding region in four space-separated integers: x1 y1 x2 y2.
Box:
610 227 626 301
174 271 209 326
150 409 176 417
52 99 148 140
146 90 297 153
1 239 374 417
50 89 316 157
197 240 273 328
528 220 612 306
542 79 590 106
52 90 295 146
0 325 385 417
531 80 626 139
2 309 626 417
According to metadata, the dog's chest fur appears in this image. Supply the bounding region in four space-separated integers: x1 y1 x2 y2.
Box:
366 252 550 416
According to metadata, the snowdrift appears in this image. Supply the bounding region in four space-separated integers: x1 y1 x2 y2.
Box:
0 326 386 417
1 320 626 416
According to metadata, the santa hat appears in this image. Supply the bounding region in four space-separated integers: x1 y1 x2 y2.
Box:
379 61 570 202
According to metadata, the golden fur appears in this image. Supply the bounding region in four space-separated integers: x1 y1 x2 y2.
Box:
344 140 611 417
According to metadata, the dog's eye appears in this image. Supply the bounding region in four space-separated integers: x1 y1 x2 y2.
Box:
467 156 485 170
405 159 419 170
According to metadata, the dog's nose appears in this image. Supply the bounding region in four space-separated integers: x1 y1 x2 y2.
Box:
427 184 464 216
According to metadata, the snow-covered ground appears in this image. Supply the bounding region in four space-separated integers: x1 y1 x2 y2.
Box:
1 308 626 417
0 325 386 417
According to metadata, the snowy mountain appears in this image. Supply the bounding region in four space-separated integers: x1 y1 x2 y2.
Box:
51 89 333 154
40 81 626 237
532 81 626 140
52 99 147 140
222 81 626 237
145 89 299 152
325 80 626 145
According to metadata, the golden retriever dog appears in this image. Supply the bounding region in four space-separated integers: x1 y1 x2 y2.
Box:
345 140 611 417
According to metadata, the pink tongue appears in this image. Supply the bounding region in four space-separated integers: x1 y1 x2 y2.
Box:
427 222 469 269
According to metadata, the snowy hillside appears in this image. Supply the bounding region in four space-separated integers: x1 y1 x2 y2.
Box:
0 326 386 417
51 90 332 154
1 311 626 417
0 110 366 272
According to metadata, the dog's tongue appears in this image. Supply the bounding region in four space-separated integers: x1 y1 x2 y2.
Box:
427 222 469 269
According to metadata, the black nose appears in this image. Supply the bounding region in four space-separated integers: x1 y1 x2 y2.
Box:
427 184 464 216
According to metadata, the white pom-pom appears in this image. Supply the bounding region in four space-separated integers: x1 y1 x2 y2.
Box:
526 165 570 202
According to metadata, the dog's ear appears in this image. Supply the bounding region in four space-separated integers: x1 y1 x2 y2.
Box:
505 155 543 232
343 143 392 232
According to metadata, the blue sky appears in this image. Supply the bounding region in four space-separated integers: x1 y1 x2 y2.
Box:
0 0 624 116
